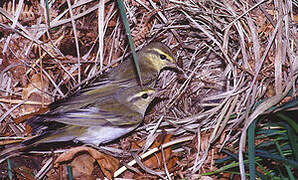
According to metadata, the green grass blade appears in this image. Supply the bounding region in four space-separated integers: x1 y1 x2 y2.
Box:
45 0 51 29
7 159 13 180
285 122 298 162
256 150 298 168
274 140 295 180
277 112 298 134
117 0 143 86
67 165 73 180
248 119 257 180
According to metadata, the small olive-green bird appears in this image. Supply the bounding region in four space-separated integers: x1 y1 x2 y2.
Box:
0 86 159 162
109 42 176 86
25 86 159 146
89 42 176 89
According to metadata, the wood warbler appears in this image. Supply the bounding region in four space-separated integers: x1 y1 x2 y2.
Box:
0 86 160 162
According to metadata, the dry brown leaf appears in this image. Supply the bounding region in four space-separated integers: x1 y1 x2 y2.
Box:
71 153 95 177
21 73 50 115
14 166 36 180
294 15 298 22
22 74 48 100
47 164 96 180
132 134 177 172
55 146 119 179
92 152 119 179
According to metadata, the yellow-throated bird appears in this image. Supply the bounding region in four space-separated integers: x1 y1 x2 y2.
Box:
0 86 159 162
109 42 176 86
86 42 176 89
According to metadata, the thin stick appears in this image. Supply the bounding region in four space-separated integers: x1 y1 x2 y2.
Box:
114 135 194 177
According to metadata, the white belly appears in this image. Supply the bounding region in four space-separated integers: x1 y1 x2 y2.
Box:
76 126 137 146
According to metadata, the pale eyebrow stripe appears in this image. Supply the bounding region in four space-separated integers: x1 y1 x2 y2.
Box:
151 48 174 61
126 90 155 102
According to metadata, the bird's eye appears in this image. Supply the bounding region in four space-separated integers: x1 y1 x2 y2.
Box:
141 93 148 99
160 54 167 60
